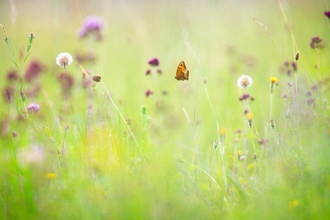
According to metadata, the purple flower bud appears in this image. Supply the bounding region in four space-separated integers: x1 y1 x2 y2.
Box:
145 90 153 97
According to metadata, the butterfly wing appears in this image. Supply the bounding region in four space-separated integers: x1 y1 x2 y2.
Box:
175 61 189 81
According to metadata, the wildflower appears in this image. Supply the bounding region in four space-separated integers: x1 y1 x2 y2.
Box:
24 60 46 82
246 113 253 127
281 61 297 76
239 93 250 101
306 91 312 97
27 103 40 114
45 173 56 179
145 69 151 76
311 84 318 91
311 36 322 44
307 98 315 106
157 69 162 75
219 127 226 137
148 58 159 67
145 90 153 97
289 199 299 210
270 77 278 93
325 11 330 19
253 153 257 160
56 52 73 68
77 16 104 41
6 70 19 82
237 75 253 89
310 36 325 49
270 77 278 84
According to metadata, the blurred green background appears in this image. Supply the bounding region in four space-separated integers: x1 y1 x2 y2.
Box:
0 0 329 219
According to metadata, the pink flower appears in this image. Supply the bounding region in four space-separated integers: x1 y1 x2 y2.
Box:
27 103 40 114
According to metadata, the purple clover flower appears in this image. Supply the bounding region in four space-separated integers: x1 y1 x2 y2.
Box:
27 103 40 114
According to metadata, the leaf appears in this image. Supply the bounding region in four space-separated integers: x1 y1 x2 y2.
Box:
10 57 20 71
24 52 31 63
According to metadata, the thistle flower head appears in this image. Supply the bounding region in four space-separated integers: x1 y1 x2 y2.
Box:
78 16 105 40
148 58 159 67
237 75 253 89
325 11 330 19
56 52 73 67
145 90 153 97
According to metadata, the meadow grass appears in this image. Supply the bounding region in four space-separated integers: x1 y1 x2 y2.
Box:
0 0 330 219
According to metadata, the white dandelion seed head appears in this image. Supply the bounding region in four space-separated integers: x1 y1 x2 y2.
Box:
56 52 73 67
237 75 253 89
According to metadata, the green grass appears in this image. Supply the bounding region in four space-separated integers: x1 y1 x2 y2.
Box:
0 0 330 219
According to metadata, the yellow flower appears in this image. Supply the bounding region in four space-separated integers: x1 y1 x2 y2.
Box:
270 77 278 84
219 127 226 137
246 113 253 122
45 173 56 179
289 199 299 210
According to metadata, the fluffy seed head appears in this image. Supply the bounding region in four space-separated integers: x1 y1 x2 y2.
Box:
56 52 73 67
237 75 253 89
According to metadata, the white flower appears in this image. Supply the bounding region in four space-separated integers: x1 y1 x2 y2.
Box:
56 52 73 67
237 75 253 89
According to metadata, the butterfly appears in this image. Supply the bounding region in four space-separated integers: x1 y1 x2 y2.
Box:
175 61 189 81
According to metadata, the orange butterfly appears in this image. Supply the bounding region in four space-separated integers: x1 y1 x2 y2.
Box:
175 61 189 81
